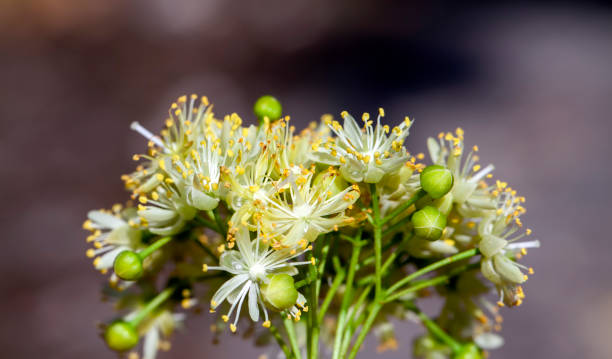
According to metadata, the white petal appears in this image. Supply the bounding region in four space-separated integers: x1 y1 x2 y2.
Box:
474 332 504 350
96 246 128 270
143 328 160 359
187 187 219 210
479 235 507 258
88 211 125 229
140 207 177 223
493 255 525 284
248 283 260 322
211 274 249 307
342 114 364 150
427 137 441 164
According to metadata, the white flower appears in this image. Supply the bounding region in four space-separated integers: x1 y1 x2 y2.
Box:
204 227 310 331
130 94 212 156
260 169 360 248
224 150 278 229
83 207 142 274
313 109 412 183
478 191 540 306
136 182 196 236
266 117 316 178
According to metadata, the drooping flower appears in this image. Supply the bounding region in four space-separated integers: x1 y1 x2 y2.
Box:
203 227 311 331
313 109 413 183
83 206 142 277
478 190 540 307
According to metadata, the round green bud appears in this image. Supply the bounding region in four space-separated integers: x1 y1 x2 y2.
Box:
254 95 282 123
420 165 453 199
313 170 348 197
261 273 298 311
113 250 143 281
411 206 447 241
105 321 139 352
453 343 482 359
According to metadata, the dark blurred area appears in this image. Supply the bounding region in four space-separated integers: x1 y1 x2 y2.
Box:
2 0 612 358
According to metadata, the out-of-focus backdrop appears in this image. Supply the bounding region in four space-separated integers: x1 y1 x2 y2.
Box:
1 0 611 358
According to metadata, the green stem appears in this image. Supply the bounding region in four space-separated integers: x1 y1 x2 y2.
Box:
129 287 175 326
384 262 480 303
412 306 462 353
284 318 303 359
317 239 332 294
382 217 413 237
340 285 372 354
347 302 383 359
332 232 363 359
356 233 413 286
295 273 317 289
384 275 449 303
194 215 220 234
371 184 383 300
191 236 219 264
318 270 345 322
138 236 172 259
386 248 479 296
212 207 227 238
269 323 293 359
308 250 319 359
380 189 426 226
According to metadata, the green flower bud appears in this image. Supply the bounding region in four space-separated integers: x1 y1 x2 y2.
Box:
254 95 282 123
313 170 348 197
420 165 453 199
113 250 143 281
105 321 138 352
261 273 298 311
411 206 447 241
453 343 482 359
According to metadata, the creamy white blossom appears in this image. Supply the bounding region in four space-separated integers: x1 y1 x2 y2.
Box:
313 109 412 183
204 227 310 331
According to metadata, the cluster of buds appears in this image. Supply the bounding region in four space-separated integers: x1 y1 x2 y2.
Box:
83 95 539 359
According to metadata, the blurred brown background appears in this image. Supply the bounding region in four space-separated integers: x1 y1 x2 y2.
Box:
1 0 612 358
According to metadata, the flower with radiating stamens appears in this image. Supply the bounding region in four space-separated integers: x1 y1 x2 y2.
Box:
130 94 213 157
160 138 222 212
266 116 315 179
260 169 360 248
478 191 540 306
83 206 142 278
313 109 413 183
204 227 311 331
224 150 278 229
427 129 497 217
214 112 265 171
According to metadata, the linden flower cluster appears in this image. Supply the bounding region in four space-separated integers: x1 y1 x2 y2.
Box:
84 95 539 359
